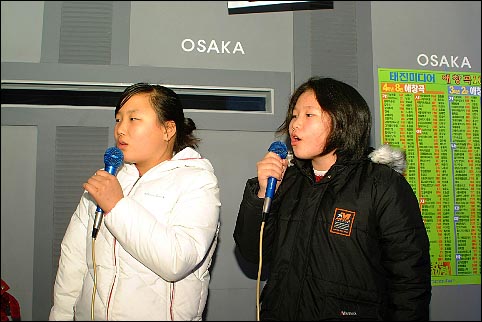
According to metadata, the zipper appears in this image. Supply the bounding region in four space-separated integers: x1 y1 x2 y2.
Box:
105 175 141 320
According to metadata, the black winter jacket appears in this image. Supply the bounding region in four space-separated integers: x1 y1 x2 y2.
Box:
234 146 431 321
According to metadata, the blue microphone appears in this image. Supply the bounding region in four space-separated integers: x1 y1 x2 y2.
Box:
92 146 124 239
262 141 288 218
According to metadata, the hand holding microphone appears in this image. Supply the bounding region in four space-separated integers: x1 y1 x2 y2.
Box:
257 141 288 218
83 147 124 239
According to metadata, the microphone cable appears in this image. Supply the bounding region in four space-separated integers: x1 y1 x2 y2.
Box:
255 142 288 321
256 219 266 321
89 147 123 320
91 237 98 320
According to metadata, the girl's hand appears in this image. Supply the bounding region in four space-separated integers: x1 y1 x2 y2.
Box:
256 152 288 198
83 170 124 214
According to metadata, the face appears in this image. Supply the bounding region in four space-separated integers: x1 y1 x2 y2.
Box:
289 90 336 170
115 93 175 176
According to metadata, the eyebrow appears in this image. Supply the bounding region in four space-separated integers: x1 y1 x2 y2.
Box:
116 107 140 115
294 105 321 111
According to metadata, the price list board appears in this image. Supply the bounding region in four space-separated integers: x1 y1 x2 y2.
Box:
378 68 481 286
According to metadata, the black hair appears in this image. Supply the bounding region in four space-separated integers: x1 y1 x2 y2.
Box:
277 77 371 162
115 83 200 153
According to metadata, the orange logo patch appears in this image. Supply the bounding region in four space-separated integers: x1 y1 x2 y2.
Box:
330 208 356 236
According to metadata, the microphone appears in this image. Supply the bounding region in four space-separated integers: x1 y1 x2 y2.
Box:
92 146 124 239
262 141 288 219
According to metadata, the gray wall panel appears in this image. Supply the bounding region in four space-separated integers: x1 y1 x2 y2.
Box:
1 1 480 321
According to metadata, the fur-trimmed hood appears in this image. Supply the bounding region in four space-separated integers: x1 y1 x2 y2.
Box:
288 144 408 175
368 144 407 174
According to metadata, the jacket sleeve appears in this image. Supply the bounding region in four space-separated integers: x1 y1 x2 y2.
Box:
377 171 432 321
233 178 264 263
104 169 220 282
233 177 279 264
49 195 90 321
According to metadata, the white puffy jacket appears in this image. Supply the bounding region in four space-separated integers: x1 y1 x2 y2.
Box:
49 147 221 321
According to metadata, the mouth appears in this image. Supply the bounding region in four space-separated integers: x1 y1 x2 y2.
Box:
290 136 300 146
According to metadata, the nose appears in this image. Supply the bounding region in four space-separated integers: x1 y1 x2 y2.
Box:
115 120 126 137
290 118 300 133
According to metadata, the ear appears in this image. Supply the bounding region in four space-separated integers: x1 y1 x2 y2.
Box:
164 120 176 142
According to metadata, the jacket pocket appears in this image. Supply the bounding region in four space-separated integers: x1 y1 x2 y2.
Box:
306 275 385 320
322 295 382 320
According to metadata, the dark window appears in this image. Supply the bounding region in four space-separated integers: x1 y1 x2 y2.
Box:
1 88 267 112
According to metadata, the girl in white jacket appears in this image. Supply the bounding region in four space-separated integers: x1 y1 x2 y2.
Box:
49 83 221 321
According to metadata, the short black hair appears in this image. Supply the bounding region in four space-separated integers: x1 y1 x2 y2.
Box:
277 77 371 162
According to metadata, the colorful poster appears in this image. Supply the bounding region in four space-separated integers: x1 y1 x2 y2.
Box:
378 68 481 286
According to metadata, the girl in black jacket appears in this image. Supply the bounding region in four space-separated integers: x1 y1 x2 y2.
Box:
234 77 431 321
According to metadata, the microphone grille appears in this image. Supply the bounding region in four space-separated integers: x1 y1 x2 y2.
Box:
104 146 124 167
268 141 288 159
